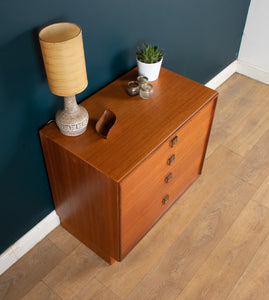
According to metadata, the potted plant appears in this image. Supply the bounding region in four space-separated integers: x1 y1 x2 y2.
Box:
136 43 164 81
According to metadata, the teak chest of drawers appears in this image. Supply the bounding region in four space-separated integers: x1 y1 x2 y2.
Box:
40 67 218 264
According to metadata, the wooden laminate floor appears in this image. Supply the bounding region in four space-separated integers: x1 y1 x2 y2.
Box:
1 73 269 300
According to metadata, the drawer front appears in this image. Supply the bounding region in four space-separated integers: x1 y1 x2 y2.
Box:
120 99 215 256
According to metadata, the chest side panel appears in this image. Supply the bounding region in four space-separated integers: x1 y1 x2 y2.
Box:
40 133 120 261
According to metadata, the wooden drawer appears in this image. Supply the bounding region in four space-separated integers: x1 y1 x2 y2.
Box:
120 100 215 256
166 99 216 187
40 67 218 264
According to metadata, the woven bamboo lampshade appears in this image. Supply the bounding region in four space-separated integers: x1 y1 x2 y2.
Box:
39 22 89 136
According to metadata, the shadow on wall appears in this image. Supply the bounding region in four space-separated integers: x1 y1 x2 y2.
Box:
0 28 60 172
0 28 60 252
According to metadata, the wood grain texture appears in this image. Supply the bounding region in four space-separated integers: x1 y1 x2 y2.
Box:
0 238 65 300
252 174 269 209
40 67 217 182
46 225 80 255
3 73 269 300
121 99 216 255
22 282 61 300
71 278 121 300
95 145 243 299
234 128 269 188
40 67 217 263
43 244 105 300
207 73 269 158
227 233 269 300
177 200 269 300
39 135 120 262
126 175 256 300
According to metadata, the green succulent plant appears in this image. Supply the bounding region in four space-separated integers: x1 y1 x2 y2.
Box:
136 43 164 64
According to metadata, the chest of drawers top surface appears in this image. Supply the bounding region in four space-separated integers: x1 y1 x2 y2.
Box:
40 67 218 182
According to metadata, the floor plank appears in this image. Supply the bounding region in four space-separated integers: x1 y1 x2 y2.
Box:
0 238 65 300
227 232 269 300
21 282 61 300
1 73 269 300
206 73 269 158
43 244 105 300
234 129 269 188
71 278 121 300
96 145 242 299
252 174 269 209
177 200 269 300
47 225 80 255
224 104 269 157
126 175 256 300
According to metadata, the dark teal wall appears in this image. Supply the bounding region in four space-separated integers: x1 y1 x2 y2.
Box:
0 0 250 254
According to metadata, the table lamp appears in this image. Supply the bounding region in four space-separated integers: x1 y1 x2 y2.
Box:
39 22 89 136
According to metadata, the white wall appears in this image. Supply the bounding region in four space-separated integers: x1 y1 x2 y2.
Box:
239 0 269 74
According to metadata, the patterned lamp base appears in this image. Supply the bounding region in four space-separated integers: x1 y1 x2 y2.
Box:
55 95 89 136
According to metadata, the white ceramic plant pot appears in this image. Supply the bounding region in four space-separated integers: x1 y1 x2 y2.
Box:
136 57 163 81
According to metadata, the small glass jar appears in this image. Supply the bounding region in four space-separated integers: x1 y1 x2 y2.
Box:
127 81 140 96
137 75 148 86
140 83 153 99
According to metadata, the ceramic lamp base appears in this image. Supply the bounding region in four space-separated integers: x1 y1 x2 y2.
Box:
55 95 89 136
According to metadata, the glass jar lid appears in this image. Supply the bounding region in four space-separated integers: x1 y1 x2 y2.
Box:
140 83 153 92
137 75 148 85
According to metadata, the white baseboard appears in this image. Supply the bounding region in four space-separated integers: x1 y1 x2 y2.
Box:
205 60 238 89
0 211 60 275
1 58 268 276
205 59 269 89
237 60 269 85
